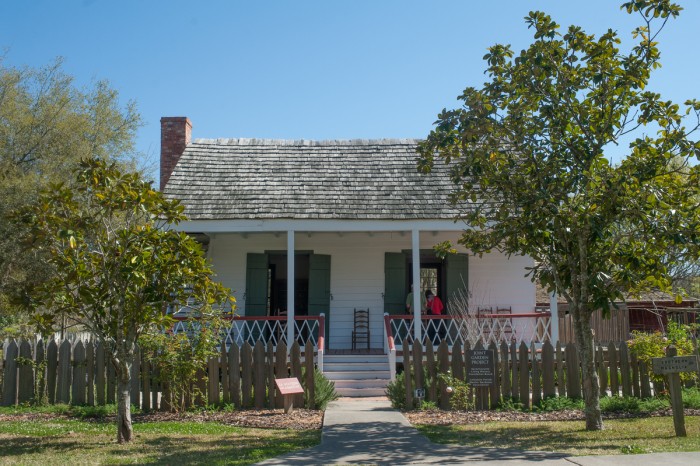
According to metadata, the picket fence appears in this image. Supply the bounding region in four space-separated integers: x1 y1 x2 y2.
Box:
399 339 700 410
1 338 316 410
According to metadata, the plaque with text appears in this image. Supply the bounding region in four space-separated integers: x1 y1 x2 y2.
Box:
652 355 699 375
467 349 496 387
275 377 304 395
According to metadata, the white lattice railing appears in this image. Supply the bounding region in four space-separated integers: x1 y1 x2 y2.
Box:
171 315 325 353
384 312 552 351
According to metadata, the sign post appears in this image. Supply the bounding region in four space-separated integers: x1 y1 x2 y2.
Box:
652 346 699 437
275 377 305 414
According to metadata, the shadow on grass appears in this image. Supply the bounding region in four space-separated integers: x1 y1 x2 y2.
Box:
0 437 84 457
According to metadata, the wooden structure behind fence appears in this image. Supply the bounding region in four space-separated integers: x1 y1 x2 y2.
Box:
401 339 700 410
558 308 630 344
1 338 316 410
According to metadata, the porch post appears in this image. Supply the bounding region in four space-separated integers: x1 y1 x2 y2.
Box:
412 229 421 343
549 291 559 344
287 230 295 348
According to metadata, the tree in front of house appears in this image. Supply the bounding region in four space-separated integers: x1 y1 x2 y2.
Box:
418 0 700 430
16 158 232 443
0 57 142 332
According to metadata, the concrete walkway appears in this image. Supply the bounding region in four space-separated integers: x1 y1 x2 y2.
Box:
256 398 700 466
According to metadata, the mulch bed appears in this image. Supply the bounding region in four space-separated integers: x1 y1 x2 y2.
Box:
0 409 324 431
405 408 700 426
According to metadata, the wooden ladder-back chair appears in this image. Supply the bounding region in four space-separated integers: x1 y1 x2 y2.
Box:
496 306 514 342
477 307 493 343
352 308 370 350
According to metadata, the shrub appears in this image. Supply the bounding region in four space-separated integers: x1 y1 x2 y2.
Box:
385 372 407 410
311 368 339 410
497 397 524 411
682 387 700 409
438 372 473 411
628 322 698 386
533 396 584 412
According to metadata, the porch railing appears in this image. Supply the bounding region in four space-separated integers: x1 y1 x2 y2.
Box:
383 312 552 352
172 314 325 371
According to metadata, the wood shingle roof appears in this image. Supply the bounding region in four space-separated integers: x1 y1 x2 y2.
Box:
163 138 462 221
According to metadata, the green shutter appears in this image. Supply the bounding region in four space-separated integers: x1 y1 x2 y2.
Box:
245 253 269 317
384 252 407 315
308 254 331 346
446 253 469 309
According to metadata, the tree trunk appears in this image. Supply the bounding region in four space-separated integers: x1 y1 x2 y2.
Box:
114 356 133 443
571 304 603 430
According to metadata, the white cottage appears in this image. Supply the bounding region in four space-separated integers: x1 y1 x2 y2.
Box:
160 117 546 393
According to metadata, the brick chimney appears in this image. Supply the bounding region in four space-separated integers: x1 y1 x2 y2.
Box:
160 117 192 191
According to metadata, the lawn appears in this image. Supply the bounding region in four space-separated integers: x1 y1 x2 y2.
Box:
0 416 320 465
416 416 700 456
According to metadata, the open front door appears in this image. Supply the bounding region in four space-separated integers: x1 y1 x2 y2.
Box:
308 254 331 348
446 253 468 308
245 253 269 342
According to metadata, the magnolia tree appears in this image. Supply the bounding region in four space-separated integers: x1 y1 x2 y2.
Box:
418 0 700 430
17 158 231 443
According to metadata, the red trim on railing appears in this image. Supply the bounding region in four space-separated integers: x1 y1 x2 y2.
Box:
171 314 326 321
383 314 396 351
384 312 551 320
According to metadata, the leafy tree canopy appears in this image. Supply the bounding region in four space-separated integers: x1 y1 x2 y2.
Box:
418 0 700 430
15 158 232 442
0 57 142 327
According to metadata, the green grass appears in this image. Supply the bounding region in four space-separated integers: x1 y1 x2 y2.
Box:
0 417 320 465
416 416 700 456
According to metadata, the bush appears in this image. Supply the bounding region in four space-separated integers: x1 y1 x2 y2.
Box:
438 372 473 411
311 368 339 410
497 397 524 411
682 387 700 409
533 396 584 412
385 372 406 410
599 396 669 413
628 322 698 386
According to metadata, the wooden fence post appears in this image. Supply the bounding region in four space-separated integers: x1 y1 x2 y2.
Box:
221 344 230 405
451 342 464 382
609 342 619 397
412 340 424 396
1 340 18 406
46 339 58 405
274 343 287 409
425 341 437 403
619 341 632 397
500 341 510 399
106 348 116 404
95 341 106 406
542 341 555 398
141 354 151 411
86 340 95 406
72 340 86 405
565 343 581 399
57 339 72 404
208 352 221 407
519 342 530 409
18 340 34 404
253 341 266 409
640 360 652 398
241 342 253 408
489 342 500 409
556 341 566 397
403 339 413 408
267 342 275 409
631 350 641 399
438 341 450 410
305 340 315 409
229 343 241 409
290 342 303 407
510 341 519 400
597 345 608 396
36 339 46 403
531 342 541 407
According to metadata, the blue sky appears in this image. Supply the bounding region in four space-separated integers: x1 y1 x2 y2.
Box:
2 0 699 177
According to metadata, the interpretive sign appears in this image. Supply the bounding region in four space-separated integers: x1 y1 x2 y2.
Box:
651 347 697 437
652 355 699 375
467 349 496 387
275 377 304 414
275 377 304 395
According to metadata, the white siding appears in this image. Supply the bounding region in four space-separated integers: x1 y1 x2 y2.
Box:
207 231 535 350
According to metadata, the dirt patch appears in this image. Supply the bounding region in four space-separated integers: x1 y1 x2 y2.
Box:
404 408 700 426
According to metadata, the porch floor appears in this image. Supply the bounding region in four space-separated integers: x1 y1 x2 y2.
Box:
325 348 385 355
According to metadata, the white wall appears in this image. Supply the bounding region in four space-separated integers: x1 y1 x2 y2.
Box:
207 231 535 350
